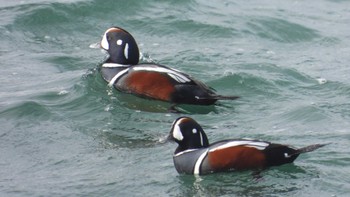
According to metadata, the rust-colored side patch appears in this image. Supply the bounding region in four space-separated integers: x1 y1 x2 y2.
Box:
120 71 176 101
107 27 125 33
208 146 266 171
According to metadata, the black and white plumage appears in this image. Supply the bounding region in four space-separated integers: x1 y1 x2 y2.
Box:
99 27 239 105
168 117 327 175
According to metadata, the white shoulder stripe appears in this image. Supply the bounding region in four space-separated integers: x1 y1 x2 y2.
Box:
209 141 269 152
132 66 191 83
194 149 208 175
168 73 188 83
108 69 129 87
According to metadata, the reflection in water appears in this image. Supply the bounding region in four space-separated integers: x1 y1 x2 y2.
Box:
174 165 314 196
110 90 220 114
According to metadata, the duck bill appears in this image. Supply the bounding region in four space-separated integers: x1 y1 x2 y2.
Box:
159 133 175 144
89 41 103 49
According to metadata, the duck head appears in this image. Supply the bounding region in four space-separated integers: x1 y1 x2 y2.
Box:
169 117 209 153
101 27 139 65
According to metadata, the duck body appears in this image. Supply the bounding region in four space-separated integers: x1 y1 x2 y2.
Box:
101 62 234 105
99 27 239 105
169 117 327 175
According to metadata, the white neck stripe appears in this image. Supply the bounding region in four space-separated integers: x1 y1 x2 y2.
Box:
102 63 130 68
174 149 197 157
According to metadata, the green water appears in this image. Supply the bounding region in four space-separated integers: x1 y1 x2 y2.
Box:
1 0 350 196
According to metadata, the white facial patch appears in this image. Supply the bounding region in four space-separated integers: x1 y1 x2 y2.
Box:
116 39 123 45
101 27 120 50
101 32 109 50
124 43 129 59
192 128 197 134
172 122 184 141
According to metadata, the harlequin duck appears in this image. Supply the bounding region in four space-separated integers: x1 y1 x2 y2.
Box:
168 117 327 175
99 27 239 105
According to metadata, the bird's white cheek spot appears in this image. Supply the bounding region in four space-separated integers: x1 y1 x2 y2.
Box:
192 128 197 134
173 124 183 141
124 43 129 59
116 39 123 45
101 33 109 50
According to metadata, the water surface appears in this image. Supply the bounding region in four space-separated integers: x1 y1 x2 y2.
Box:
1 0 350 196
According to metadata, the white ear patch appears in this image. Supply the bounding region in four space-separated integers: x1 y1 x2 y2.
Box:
172 123 184 141
116 39 123 45
101 32 109 50
199 132 204 146
192 128 197 134
124 43 129 59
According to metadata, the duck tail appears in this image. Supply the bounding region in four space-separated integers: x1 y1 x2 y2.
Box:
212 95 240 100
193 94 240 105
294 143 329 155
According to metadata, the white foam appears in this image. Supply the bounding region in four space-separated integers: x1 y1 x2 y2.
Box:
317 78 327 85
58 90 69 95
